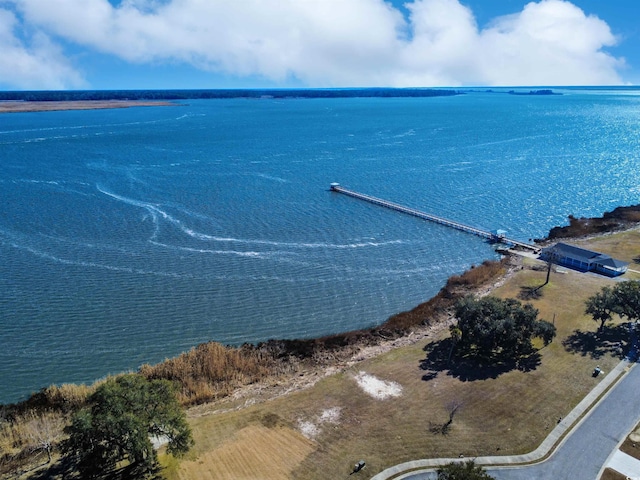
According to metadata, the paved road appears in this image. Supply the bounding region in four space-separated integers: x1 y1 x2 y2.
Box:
487 362 640 480
398 362 640 480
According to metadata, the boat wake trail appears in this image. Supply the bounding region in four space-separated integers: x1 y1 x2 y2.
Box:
96 185 404 252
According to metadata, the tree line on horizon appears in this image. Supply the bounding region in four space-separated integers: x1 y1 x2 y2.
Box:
0 88 460 102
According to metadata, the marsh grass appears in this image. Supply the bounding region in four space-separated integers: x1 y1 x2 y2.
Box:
139 342 288 405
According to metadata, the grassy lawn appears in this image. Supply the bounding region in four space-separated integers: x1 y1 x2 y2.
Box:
164 231 640 480
568 229 640 280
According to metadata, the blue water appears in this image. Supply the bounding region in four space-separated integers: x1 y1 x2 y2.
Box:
1 89 639 404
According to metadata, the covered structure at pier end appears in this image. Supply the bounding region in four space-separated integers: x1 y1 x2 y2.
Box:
540 242 629 277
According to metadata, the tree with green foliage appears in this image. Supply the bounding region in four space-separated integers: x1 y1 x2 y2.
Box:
585 285 618 331
453 296 556 361
586 280 640 331
613 280 640 323
62 374 193 477
437 460 495 479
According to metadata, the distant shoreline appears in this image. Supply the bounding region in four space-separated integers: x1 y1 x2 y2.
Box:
0 100 175 114
0 88 461 103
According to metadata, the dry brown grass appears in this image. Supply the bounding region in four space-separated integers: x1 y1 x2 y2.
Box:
167 237 637 480
139 342 289 406
7 383 95 415
447 259 507 288
600 468 628 480
1 379 106 477
0 411 66 476
173 423 314 480
39 384 94 412
619 422 640 461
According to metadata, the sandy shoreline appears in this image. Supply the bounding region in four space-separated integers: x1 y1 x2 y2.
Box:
0 100 175 113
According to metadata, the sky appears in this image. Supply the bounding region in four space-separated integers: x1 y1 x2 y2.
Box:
0 0 639 90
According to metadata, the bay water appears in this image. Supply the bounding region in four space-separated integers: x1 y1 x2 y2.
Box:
1 88 639 404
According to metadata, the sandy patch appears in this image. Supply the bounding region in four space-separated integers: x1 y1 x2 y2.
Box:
320 407 341 423
298 420 320 439
354 371 402 400
298 407 342 439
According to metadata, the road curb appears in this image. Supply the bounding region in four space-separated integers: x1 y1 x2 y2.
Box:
371 359 634 480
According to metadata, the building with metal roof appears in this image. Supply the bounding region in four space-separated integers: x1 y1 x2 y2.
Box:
540 242 629 277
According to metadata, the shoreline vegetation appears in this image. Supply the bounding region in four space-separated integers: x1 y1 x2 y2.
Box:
8 258 510 413
21 203 640 409
2 200 640 475
543 205 640 239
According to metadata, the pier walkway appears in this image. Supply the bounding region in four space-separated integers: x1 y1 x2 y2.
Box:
330 184 540 253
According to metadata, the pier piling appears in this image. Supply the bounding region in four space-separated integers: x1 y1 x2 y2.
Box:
330 183 540 253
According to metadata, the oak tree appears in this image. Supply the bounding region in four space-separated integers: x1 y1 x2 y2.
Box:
585 286 618 331
63 374 193 477
586 280 640 331
453 296 556 362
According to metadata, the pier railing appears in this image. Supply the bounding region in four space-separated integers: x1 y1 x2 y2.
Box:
330 183 540 253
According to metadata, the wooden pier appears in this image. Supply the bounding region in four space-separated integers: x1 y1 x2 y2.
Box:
330 183 540 253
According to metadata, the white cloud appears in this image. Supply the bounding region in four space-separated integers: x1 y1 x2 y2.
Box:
4 0 626 88
477 1 623 85
0 7 85 89
397 0 481 85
